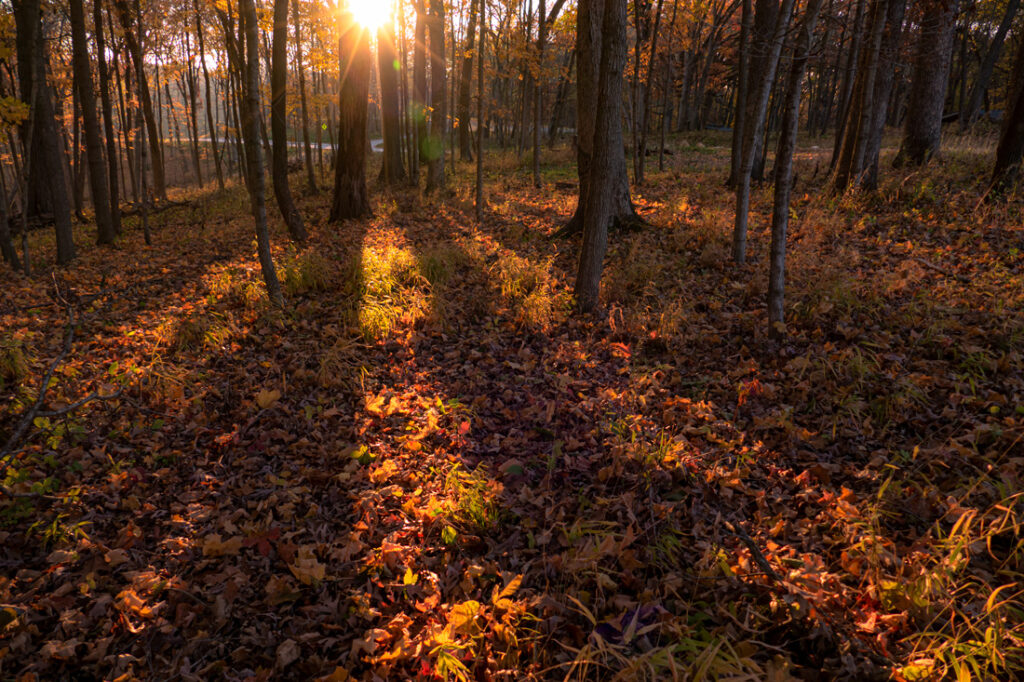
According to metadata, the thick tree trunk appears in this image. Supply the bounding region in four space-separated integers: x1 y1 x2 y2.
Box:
574 0 627 313
94 0 122 236
768 0 824 334
458 0 478 161
564 0 639 236
0 173 20 270
239 0 284 307
13 0 75 264
330 19 372 220
860 0 905 189
378 22 407 185
962 0 1020 130
70 0 115 245
894 0 959 166
425 0 447 193
988 42 1024 195
271 0 307 241
732 0 795 264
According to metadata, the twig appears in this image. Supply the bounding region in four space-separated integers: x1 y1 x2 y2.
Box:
912 256 970 283
723 520 783 584
35 388 124 418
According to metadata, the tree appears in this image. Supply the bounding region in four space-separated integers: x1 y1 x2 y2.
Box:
293 0 317 192
330 17 372 220
378 19 407 185
195 0 225 191
961 0 1020 130
69 0 115 246
458 0 479 161
732 0 795 264
239 0 284 306
94 0 123 235
425 0 447 193
475 0 485 220
271 0 308 242
12 0 75 265
768 0 825 335
574 0 627 312
893 0 960 166
563 0 639 237
987 39 1024 195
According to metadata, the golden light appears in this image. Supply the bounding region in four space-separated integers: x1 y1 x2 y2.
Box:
348 0 390 30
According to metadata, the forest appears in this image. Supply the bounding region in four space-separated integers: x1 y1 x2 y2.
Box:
1 0 1023 678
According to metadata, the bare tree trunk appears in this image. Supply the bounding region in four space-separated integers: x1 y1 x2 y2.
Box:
426 0 447 193
860 0 905 189
961 0 1020 130
459 0 478 161
292 0 316 192
70 0 115 245
533 0 546 187
575 0 627 313
184 37 204 189
894 0 959 166
239 0 283 306
378 21 408 184
13 0 75 264
476 0 485 221
732 0 795 265
412 0 428 186
271 0 307 241
729 0 753 187
330 19 372 220
0 170 20 270
94 0 122 235
768 0 824 334
988 41 1024 195
635 0 665 186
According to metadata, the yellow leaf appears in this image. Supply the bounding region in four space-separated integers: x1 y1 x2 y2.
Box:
202 534 243 557
256 388 281 409
289 545 326 585
448 600 482 635
491 574 523 606
403 567 418 585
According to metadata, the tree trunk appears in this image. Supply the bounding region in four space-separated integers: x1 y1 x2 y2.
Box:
115 0 168 201
293 0 317 192
239 0 284 307
732 0 795 264
12 0 75 264
729 0 753 187
476 0 485 220
894 0 959 166
271 0 307 241
575 0 627 313
71 0 115 244
378 21 408 184
425 0 447 193
0 171 20 270
94 0 122 236
988 41 1024 195
533 0 546 187
768 0 824 334
412 1 428 185
961 0 1020 130
459 0 478 161
635 0 664 186
564 0 639 236
860 0 906 189
330 19 372 220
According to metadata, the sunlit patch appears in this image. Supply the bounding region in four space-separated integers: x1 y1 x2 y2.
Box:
348 0 390 30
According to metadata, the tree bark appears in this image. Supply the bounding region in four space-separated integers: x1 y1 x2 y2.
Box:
12 0 75 264
768 0 824 334
94 0 122 235
239 0 284 307
988 41 1024 195
378 21 408 184
425 0 447 193
961 0 1020 130
458 0 478 161
574 0 627 313
271 0 307 241
476 0 485 220
330 18 372 220
412 1 428 186
894 0 959 166
732 0 795 264
729 0 753 187
70 0 115 245
292 0 317 192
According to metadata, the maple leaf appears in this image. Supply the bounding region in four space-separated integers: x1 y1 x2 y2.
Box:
288 545 326 585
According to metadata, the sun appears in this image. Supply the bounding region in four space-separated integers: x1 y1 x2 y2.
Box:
348 0 390 30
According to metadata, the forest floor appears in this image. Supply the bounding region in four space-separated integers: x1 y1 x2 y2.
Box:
1 133 1023 681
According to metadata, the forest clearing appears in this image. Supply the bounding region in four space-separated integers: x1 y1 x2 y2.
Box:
2 0 1024 678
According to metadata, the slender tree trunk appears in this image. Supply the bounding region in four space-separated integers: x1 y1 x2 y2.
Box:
732 0 796 264
426 0 447 192
830 0 866 167
476 0 485 220
0 170 20 270
459 0 478 161
270 0 307 241
768 0 824 334
635 0 664 186
239 0 283 306
894 0 959 166
330 18 372 220
184 39 204 188
412 0 428 185
292 0 317 192
729 0 753 186
575 0 627 312
94 0 122 235
962 0 1020 130
988 41 1024 195
378 21 408 184
861 0 906 189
